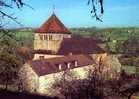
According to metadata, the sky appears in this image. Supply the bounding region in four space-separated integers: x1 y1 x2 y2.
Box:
3 0 139 28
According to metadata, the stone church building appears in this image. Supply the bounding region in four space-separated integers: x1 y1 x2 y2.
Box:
19 13 121 96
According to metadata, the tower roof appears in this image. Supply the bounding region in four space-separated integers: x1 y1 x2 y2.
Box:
36 14 71 34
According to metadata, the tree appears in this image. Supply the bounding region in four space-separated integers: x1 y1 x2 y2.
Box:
0 0 24 26
0 0 104 27
0 0 25 41
121 37 139 55
0 34 22 91
53 70 105 99
52 57 106 99
104 70 139 99
120 82 139 99
88 0 104 21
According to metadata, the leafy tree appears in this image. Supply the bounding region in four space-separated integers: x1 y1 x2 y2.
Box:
122 37 139 55
0 34 22 90
109 72 139 99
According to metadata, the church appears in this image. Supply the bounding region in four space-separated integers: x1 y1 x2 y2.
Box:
19 13 121 96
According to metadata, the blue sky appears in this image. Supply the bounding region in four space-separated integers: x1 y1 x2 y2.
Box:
4 0 139 28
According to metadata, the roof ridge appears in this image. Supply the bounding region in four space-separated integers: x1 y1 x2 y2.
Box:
36 14 71 34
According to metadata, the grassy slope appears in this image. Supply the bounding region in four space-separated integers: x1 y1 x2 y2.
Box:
15 27 139 42
15 31 34 39
14 31 34 48
122 65 136 75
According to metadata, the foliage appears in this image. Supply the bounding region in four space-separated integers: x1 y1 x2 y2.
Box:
71 27 139 54
53 68 139 99
0 90 58 99
121 65 136 75
53 70 105 99
0 34 22 90
52 56 108 99
15 31 34 48
119 37 139 54
118 35 139 66
113 71 139 99
119 56 139 67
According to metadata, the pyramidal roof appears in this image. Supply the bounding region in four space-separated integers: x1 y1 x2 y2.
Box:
36 13 71 34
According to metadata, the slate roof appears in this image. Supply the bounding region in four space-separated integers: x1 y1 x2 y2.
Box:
35 13 71 34
32 38 105 55
30 54 95 76
57 38 105 55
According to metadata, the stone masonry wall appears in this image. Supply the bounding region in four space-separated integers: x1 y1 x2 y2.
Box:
34 33 71 53
37 64 95 96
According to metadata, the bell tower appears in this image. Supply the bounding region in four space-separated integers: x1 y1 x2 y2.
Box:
34 13 71 53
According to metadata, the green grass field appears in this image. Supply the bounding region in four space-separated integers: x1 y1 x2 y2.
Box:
122 65 137 75
15 31 34 39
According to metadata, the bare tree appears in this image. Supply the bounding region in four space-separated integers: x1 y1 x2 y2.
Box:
0 0 25 41
88 0 104 21
0 0 104 27
0 0 25 26
52 57 106 99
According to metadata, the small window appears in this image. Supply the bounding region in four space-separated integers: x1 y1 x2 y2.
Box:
71 61 78 67
39 35 43 40
49 35 52 40
57 64 62 70
64 62 71 69
39 56 44 60
44 35 48 40
75 61 78 67
67 63 71 69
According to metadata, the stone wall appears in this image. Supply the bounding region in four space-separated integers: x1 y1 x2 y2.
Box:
34 33 71 52
37 64 95 95
19 53 122 95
